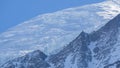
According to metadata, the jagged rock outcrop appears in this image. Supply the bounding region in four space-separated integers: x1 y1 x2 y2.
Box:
48 31 92 68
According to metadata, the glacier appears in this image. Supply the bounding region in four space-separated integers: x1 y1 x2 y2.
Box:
2 13 120 68
0 0 120 65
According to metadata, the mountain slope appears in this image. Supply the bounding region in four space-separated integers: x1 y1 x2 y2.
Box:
88 13 120 68
0 0 120 65
48 31 92 68
1 50 50 68
47 14 120 68
2 14 120 68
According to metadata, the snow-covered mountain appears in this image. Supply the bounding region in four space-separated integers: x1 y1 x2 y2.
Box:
48 14 120 68
1 13 120 68
1 50 50 68
0 0 120 65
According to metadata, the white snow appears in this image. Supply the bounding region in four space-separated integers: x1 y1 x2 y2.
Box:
0 0 120 65
64 54 78 68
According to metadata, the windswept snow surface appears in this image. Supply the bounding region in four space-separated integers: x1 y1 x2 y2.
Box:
0 0 120 65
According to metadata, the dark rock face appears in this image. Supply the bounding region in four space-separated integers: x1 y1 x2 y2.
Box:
0 50 50 68
1 14 120 68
